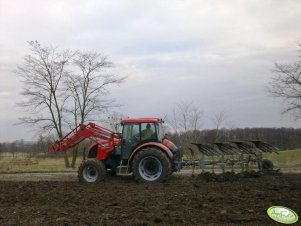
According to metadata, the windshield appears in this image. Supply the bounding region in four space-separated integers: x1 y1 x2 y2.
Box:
155 122 164 141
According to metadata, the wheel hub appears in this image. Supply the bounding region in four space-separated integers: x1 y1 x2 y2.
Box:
83 166 99 182
138 156 162 181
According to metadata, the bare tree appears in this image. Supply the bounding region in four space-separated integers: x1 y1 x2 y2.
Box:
169 101 203 134
66 51 126 124
106 111 127 132
168 101 203 153
16 41 75 167
211 110 228 142
17 42 125 168
0 143 2 160
64 51 126 168
267 44 301 119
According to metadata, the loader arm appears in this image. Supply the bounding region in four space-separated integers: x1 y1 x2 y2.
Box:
49 123 121 154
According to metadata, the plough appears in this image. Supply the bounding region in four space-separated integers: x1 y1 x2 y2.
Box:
182 140 279 173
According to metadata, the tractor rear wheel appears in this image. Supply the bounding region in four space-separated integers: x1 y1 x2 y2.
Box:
78 159 106 183
132 148 172 183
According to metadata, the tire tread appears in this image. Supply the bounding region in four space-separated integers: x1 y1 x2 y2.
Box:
132 148 172 183
78 159 106 183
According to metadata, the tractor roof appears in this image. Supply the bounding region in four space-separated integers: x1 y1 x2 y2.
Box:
121 118 162 124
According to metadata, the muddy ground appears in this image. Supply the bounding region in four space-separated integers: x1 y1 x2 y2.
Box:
0 171 300 226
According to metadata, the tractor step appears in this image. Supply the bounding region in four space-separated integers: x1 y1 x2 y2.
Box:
116 165 130 175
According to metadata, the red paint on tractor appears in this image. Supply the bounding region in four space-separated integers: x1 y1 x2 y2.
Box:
129 141 174 162
97 146 109 160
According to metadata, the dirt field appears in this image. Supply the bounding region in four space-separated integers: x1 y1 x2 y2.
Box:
0 171 300 226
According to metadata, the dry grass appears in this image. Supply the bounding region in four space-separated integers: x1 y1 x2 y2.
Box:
263 149 301 167
0 153 77 172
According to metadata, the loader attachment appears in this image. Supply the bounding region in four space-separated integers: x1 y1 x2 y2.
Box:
49 123 121 154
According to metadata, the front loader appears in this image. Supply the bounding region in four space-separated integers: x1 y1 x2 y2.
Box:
49 118 181 183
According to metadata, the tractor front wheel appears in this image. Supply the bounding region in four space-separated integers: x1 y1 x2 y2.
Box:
78 159 106 183
132 148 172 183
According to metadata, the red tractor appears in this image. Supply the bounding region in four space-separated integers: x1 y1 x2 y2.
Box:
49 118 181 183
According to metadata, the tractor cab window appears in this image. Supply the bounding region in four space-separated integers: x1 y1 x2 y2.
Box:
121 122 159 159
155 122 164 141
122 123 139 141
141 123 156 140
121 123 140 159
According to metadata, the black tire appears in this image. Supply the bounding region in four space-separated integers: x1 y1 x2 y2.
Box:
262 159 274 170
132 147 172 183
78 159 106 183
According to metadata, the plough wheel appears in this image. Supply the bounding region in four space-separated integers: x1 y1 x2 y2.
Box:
262 159 274 170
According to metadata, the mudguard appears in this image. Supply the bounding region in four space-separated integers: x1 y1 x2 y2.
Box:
128 142 174 162
87 144 108 161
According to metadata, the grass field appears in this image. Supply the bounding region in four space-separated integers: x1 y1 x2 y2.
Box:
0 153 75 172
263 148 301 167
0 149 300 173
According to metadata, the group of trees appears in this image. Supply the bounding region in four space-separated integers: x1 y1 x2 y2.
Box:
16 41 125 167
0 136 52 160
166 102 229 151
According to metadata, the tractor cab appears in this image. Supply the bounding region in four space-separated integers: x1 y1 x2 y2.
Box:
120 118 164 159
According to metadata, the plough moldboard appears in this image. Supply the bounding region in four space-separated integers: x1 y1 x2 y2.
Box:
181 140 279 173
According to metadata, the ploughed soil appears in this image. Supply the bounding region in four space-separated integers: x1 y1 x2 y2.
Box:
0 172 300 226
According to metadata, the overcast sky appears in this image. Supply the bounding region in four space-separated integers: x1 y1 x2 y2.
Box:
1 0 301 142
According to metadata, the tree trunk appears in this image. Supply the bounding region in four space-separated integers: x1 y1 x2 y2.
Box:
71 147 78 169
64 152 70 168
